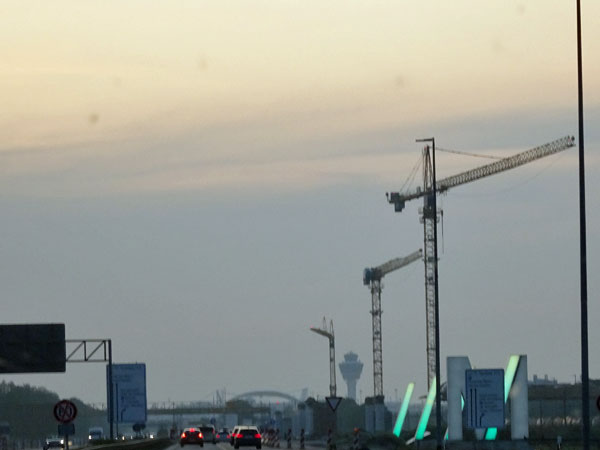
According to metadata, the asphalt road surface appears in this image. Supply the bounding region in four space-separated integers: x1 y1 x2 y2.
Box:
173 441 321 450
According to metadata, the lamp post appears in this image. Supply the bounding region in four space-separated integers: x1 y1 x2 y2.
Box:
575 2 589 450
415 137 441 450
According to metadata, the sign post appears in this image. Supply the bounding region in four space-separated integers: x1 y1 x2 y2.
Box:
53 400 77 450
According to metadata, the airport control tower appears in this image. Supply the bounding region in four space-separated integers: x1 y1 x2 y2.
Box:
339 351 363 401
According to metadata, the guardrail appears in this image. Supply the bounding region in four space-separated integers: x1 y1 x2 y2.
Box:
83 439 172 450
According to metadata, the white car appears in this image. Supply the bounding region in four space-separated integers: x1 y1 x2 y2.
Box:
43 437 64 450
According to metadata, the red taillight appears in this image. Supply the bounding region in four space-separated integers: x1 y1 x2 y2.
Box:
236 434 243 439
216 435 220 438
181 433 187 439
199 433 203 438
190 428 195 432
255 434 261 439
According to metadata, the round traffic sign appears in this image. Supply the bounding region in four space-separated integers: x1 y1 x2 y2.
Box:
54 400 78 424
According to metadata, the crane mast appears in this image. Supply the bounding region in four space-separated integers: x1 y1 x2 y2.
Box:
363 249 422 397
421 144 438 389
310 318 336 397
386 135 575 390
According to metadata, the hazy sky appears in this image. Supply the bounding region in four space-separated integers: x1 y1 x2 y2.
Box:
1 1 599 406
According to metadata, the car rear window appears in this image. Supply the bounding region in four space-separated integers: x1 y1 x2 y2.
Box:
201 427 214 433
241 429 257 436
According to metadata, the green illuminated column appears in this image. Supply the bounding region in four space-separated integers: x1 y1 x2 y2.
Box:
393 383 414 437
415 378 436 440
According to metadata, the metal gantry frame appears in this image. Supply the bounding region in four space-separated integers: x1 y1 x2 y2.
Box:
66 339 114 440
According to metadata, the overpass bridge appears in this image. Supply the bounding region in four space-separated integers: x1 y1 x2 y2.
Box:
144 391 301 427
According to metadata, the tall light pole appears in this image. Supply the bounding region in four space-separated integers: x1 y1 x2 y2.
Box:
575 2 589 450
415 137 442 450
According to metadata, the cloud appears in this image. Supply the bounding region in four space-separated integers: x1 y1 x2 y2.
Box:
0 103 595 201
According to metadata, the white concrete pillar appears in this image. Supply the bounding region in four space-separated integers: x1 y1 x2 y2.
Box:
447 356 471 441
510 355 528 440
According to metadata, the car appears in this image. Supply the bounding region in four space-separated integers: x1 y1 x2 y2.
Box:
230 426 249 446
199 426 216 444
232 426 261 449
216 429 230 443
43 437 64 450
230 426 241 446
88 427 104 441
181 428 204 447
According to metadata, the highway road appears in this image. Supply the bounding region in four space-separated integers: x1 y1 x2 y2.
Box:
171 442 322 450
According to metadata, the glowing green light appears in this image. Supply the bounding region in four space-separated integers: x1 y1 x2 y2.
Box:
503 355 520 402
484 428 498 440
393 383 414 437
484 355 520 441
415 377 436 440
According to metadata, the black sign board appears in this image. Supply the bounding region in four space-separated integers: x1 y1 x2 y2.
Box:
0 324 66 373
58 424 75 436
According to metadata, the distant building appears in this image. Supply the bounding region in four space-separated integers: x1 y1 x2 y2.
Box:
531 374 558 386
338 352 363 401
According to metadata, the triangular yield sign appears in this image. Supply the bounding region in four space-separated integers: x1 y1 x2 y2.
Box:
326 396 342 412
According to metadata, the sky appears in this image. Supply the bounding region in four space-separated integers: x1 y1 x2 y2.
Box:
1 1 600 406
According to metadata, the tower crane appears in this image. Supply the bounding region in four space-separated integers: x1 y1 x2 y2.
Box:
310 317 337 397
386 135 575 389
363 249 423 398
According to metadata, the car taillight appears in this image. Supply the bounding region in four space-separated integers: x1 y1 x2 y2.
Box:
216 435 220 438
181 433 186 438
236 434 243 439
255 434 261 439
199 433 203 438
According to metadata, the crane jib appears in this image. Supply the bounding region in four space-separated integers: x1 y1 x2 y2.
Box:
387 136 575 212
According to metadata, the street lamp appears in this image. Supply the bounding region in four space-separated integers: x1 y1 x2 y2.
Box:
415 137 442 450
575 2 589 450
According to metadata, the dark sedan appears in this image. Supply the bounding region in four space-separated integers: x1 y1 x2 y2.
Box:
233 427 261 449
181 428 204 447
